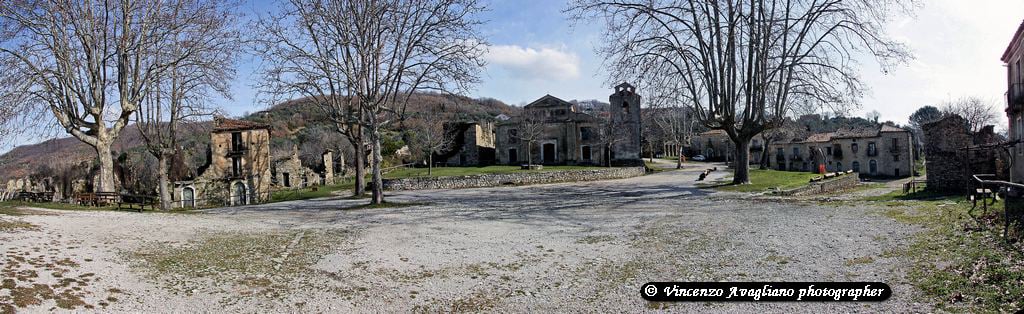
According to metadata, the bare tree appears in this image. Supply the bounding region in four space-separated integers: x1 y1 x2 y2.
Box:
651 106 696 169
941 96 1000 133
253 0 487 204
406 104 457 176
569 0 912 184
515 115 547 167
865 110 882 124
758 119 798 169
0 0 215 193
136 0 240 210
598 117 631 167
252 1 370 197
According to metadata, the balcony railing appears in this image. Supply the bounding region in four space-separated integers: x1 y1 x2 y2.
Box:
227 145 248 156
1008 83 1024 108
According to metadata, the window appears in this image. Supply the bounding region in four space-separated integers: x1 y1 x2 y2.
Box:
232 157 242 177
508 149 518 164
869 160 878 174
283 173 291 187
853 161 861 172
509 129 519 144
582 146 592 161
836 162 842 171
851 143 859 153
793 147 799 156
893 154 899 162
826 146 832 155
231 132 243 151
580 127 594 141
867 142 877 156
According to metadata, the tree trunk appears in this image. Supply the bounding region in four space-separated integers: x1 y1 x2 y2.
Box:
428 152 433 176
676 147 683 169
370 124 384 205
526 142 532 166
759 139 771 170
95 140 117 193
352 135 366 197
732 139 751 184
157 153 172 210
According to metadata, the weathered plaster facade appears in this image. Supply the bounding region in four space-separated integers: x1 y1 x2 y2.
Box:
1003 20 1024 183
173 117 272 207
769 125 914 178
444 122 496 166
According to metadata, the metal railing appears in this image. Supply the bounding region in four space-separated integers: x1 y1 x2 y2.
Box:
971 174 1024 238
1008 83 1024 107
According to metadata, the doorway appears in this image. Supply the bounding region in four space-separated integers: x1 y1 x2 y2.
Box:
233 182 247 206
543 143 556 164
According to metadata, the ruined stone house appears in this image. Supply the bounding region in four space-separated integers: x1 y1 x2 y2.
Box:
271 147 340 189
440 122 496 166
173 117 272 207
493 83 643 166
923 115 1005 192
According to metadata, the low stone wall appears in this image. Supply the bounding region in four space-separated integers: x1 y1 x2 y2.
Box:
779 172 861 196
382 167 646 191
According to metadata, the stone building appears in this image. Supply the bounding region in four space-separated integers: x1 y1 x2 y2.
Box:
923 115 1006 192
173 117 272 207
272 146 322 189
1003 20 1024 183
494 84 642 166
690 130 733 161
441 122 496 166
768 125 913 177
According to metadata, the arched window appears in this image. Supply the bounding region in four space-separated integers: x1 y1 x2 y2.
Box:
869 160 878 174
852 161 861 173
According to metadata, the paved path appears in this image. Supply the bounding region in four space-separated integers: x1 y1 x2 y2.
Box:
1 165 930 313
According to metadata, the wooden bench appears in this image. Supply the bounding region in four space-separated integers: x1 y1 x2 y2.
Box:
74 192 120 207
116 195 157 212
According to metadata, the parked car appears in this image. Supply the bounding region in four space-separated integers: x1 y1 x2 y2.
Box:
692 155 706 161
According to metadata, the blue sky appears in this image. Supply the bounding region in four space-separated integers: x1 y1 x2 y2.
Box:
4 0 1024 153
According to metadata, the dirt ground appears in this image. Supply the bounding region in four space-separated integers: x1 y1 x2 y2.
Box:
1 163 933 313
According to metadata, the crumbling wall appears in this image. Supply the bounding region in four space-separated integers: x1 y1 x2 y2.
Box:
923 115 972 193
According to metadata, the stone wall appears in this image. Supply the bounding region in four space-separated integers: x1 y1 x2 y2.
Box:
779 172 861 196
922 115 973 193
382 166 645 191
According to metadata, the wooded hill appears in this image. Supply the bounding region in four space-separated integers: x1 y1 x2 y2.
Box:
0 93 518 188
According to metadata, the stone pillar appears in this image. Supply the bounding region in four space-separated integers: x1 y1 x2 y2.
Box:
322 150 334 185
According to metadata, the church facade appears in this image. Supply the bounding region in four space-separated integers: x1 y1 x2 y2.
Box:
494 83 643 166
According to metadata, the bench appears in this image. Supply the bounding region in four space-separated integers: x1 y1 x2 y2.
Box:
117 195 157 212
74 192 120 207
971 188 997 213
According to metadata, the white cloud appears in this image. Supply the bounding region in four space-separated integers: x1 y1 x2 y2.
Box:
485 45 581 80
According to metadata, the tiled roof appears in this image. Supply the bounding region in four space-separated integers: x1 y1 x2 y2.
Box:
213 117 271 132
880 125 907 133
833 127 879 139
802 132 833 143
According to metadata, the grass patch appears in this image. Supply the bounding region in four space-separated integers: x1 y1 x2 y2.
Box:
383 165 602 179
844 256 875 266
713 169 820 193
870 190 1024 312
0 218 37 232
270 182 356 202
130 230 350 296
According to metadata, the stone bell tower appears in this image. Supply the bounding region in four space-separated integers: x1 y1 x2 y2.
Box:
608 82 642 165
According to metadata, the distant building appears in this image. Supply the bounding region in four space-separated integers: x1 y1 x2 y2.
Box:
173 117 272 207
768 125 913 177
493 83 643 166
1003 20 1024 182
441 122 496 166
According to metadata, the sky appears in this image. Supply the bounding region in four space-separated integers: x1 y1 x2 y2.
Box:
3 0 1024 152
